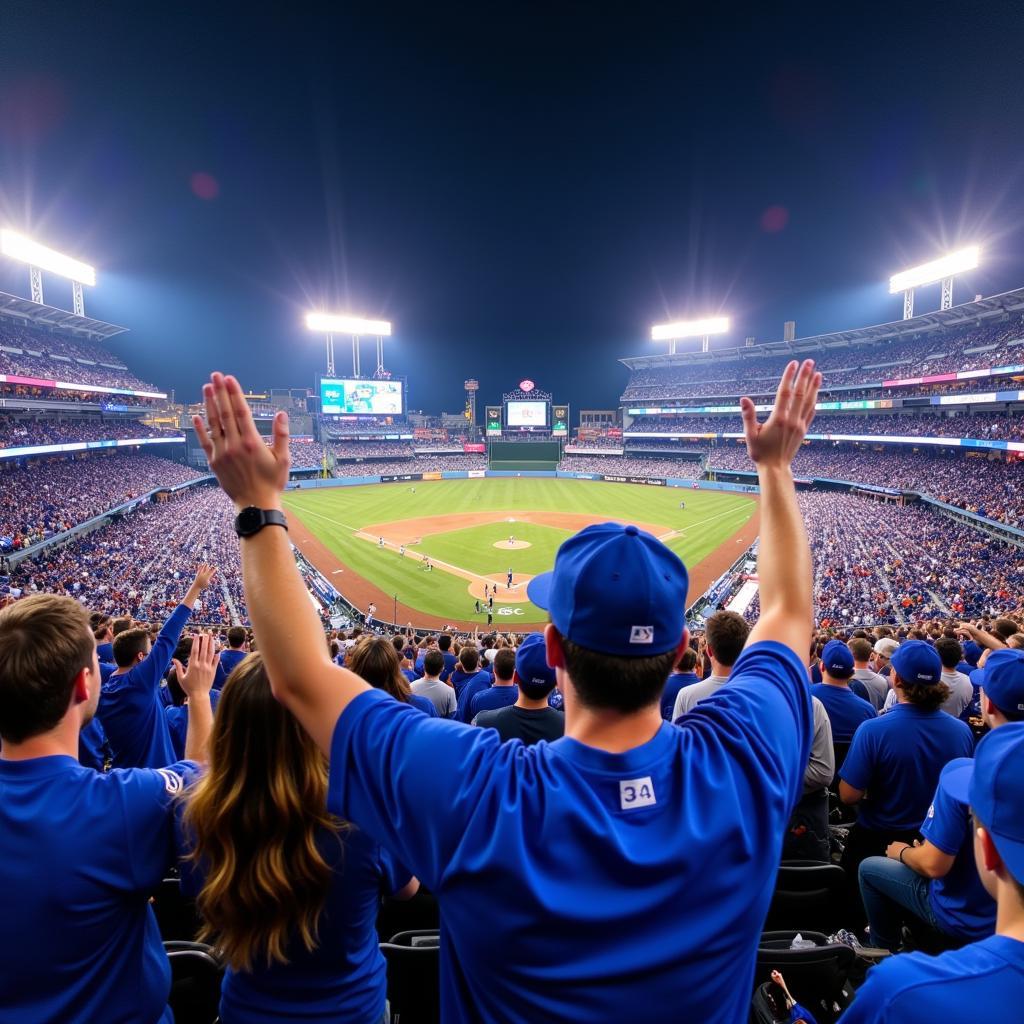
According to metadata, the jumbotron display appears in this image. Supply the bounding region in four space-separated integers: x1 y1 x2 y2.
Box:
506 399 548 427
320 377 404 415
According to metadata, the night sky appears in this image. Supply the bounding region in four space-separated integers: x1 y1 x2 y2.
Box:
2 3 1024 415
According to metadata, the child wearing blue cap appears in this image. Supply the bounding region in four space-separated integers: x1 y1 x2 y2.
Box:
841 723 1024 1022
195 361 822 1023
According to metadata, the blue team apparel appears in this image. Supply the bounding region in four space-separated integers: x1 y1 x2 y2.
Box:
970 648 1024 717
97 640 114 662
809 683 876 742
78 715 111 770
441 651 458 681
455 671 494 722
660 671 700 721
408 693 440 717
98 603 193 769
470 684 518 719
328 640 812 1023
218 647 248 679
179 819 411 1024
839 704 974 830
919 758 996 940
448 667 489 700
0 755 197 1023
838 935 1024 1023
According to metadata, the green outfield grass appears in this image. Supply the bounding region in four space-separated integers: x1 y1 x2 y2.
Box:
282 479 754 625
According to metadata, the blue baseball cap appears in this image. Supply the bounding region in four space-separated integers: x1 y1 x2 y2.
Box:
889 639 942 686
527 522 688 657
821 639 855 679
971 648 1024 716
514 633 557 697
962 640 983 667
943 723 1024 881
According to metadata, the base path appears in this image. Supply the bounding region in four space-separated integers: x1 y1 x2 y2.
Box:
286 502 761 632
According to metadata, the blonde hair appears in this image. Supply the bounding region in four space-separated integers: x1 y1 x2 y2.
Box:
181 653 342 970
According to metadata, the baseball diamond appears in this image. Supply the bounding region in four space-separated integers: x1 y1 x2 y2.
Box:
283 478 758 628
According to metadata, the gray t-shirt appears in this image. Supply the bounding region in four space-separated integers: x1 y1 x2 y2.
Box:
672 674 730 720
411 677 457 719
852 667 889 711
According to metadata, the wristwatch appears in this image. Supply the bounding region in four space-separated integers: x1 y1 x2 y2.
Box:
234 506 288 538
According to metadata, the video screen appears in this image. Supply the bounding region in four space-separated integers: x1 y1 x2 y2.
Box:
506 400 548 427
320 378 404 415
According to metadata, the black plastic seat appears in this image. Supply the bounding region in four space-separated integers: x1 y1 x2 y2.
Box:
754 931 856 1024
763 861 848 935
165 940 223 1024
380 929 441 1024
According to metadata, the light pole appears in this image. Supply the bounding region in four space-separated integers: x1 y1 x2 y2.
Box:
306 313 393 377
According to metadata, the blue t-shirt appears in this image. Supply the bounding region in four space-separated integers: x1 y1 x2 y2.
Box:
810 683 876 742
408 693 440 718
470 684 519 720
327 640 812 1023
179 820 411 1024
660 671 700 721
98 603 193 769
838 935 1024 1023
97 640 114 663
840 704 974 831
455 671 495 723
449 667 489 700
401 667 420 683
78 716 110 770
218 648 248 680
921 759 996 941
441 651 458 681
165 690 223 761
0 755 196 1023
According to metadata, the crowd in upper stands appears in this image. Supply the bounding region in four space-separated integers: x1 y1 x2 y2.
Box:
557 454 704 478
0 452 203 549
0 320 162 393
0 415 179 450
333 441 417 458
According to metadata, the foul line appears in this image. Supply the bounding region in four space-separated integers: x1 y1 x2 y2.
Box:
656 502 753 543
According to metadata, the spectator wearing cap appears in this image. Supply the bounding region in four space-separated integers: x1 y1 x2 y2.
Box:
841 724 1024 1023
849 637 889 710
660 647 700 721
471 636 550 721
811 640 876 743
670 610 750 721
856 648 1024 952
975 648 1024 727
197 360 820 1021
839 641 975 917
474 634 564 744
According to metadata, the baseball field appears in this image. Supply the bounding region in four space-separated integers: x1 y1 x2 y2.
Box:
282 478 758 629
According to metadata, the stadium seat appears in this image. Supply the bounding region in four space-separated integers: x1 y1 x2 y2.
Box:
164 940 223 1024
380 929 441 1024
377 888 441 943
763 862 848 935
754 931 856 1024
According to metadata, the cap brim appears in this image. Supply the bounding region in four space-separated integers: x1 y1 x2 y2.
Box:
941 758 974 806
970 667 987 688
526 572 554 610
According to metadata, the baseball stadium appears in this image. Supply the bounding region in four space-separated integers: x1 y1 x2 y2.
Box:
2 10 1024 1024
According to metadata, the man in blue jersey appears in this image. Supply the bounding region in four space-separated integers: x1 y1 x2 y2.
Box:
660 646 700 721
98 563 216 768
469 635 547 721
840 723 1024 1023
457 646 513 722
811 639 876 742
448 643 490 699
194 360 821 1023
0 594 217 1023
218 625 249 679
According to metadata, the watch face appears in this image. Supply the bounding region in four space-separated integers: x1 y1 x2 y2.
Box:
236 507 263 535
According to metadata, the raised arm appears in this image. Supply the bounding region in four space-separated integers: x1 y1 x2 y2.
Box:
193 373 368 753
741 360 821 660
173 632 218 763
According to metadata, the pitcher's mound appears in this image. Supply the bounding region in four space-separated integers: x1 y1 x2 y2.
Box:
493 540 531 549
468 573 534 603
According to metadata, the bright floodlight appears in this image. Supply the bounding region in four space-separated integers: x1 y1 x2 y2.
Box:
651 316 730 341
889 246 979 294
0 229 96 286
305 312 392 335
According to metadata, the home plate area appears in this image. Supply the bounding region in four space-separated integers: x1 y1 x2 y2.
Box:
467 574 533 603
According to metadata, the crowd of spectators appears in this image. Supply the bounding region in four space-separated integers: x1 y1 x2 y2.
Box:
626 412 1024 442
8 485 247 623
557 454 704 478
0 416 179 450
0 321 162 393
285 440 328 468
330 453 487 476
333 441 416 458
621 315 1024 402
0 453 203 549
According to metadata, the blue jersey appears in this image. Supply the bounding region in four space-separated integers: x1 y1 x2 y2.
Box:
78 715 111 770
0 755 196 1023
840 703 974 831
328 641 812 1023
218 648 248 680
97 640 114 663
179 820 410 1023
470 684 519 720
98 603 193 769
455 671 494 723
449 667 489 699
921 759 996 941
441 651 458 681
660 671 700 721
408 693 440 718
839 935 1024 1023
810 683 876 742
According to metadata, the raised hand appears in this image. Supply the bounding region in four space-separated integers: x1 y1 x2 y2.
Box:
193 563 216 590
173 632 219 700
193 372 291 510
739 359 822 468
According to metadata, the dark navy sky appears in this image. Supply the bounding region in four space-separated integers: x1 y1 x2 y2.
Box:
2 3 1024 415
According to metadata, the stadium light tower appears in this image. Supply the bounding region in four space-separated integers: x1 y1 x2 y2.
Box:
0 229 96 315
651 316 730 354
305 313 392 377
889 246 980 320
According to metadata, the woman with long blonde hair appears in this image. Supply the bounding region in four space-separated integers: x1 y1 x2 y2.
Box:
178 652 417 1023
